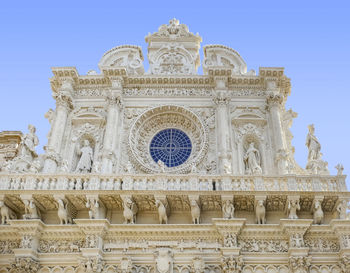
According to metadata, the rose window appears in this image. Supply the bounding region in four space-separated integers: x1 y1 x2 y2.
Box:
150 128 192 167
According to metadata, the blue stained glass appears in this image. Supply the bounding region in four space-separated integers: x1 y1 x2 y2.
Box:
150 128 192 167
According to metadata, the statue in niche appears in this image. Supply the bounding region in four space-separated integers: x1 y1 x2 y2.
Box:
75 139 94 173
305 124 321 161
222 200 235 219
244 142 262 175
20 125 39 160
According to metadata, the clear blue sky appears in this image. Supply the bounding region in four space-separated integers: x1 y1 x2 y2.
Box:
0 1 349 183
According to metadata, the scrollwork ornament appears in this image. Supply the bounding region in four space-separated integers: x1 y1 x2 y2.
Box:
10 257 40 273
288 256 311 273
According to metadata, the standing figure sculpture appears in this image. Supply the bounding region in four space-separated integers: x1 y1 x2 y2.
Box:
75 140 94 173
123 198 138 224
20 125 39 160
288 199 300 219
244 142 262 175
222 200 235 219
305 124 321 161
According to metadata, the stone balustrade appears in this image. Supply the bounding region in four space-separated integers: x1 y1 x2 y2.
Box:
0 173 346 192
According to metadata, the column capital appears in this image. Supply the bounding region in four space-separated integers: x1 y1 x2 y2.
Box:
213 90 230 106
266 91 283 107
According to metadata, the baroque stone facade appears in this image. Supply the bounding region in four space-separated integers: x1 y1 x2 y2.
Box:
0 19 349 273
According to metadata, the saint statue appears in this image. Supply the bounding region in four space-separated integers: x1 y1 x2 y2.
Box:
75 140 94 173
244 142 262 175
305 124 321 161
20 124 39 160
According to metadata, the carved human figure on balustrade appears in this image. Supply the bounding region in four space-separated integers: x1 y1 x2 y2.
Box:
20 125 39 160
336 200 348 220
86 198 99 219
288 199 300 219
313 200 324 225
222 200 234 219
0 201 17 224
75 139 94 173
305 124 321 161
244 142 262 175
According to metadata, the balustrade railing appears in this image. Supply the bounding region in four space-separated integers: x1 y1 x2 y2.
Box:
0 173 346 192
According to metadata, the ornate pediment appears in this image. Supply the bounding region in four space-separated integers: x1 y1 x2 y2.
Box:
146 19 202 75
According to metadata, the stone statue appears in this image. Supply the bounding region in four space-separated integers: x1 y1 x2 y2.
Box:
123 198 138 224
305 124 321 161
255 200 266 224
222 200 234 219
0 201 16 224
313 200 324 225
155 200 168 224
23 199 40 220
20 125 39 160
57 198 71 224
75 140 93 173
86 198 99 219
336 200 348 220
288 199 300 219
244 142 262 175
335 163 344 175
190 200 200 224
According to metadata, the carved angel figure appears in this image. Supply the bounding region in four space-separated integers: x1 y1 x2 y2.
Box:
20 124 39 159
244 142 262 175
75 140 93 173
222 200 234 219
305 124 321 161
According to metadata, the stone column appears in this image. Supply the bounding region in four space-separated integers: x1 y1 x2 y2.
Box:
213 78 231 174
43 79 73 173
266 88 287 174
101 78 123 174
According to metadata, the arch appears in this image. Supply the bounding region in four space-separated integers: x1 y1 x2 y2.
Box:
63 267 75 273
38 267 51 273
52 266 63 273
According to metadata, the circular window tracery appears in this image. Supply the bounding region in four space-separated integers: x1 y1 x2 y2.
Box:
150 128 192 167
128 105 209 173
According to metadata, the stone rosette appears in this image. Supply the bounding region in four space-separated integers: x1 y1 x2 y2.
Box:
128 105 209 174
